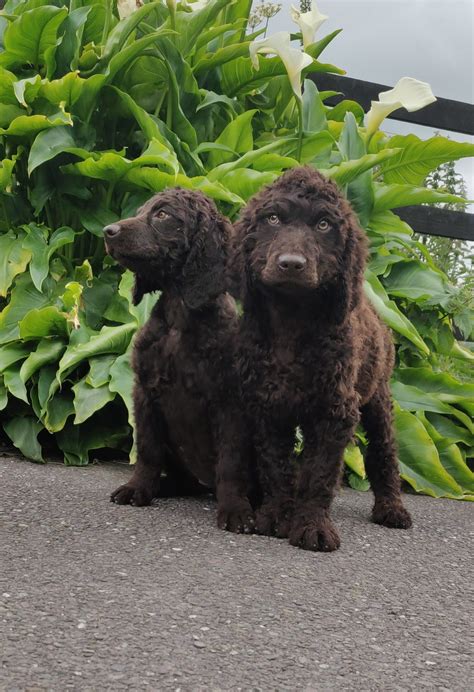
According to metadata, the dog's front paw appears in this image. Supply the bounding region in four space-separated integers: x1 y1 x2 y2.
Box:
289 515 341 552
217 497 255 534
110 482 154 507
372 499 412 529
255 499 293 539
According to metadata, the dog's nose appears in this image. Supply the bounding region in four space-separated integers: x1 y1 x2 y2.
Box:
277 253 307 272
104 224 121 238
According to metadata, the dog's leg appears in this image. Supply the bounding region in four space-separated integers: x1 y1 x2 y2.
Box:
111 387 166 506
252 421 296 539
215 412 256 534
289 413 358 552
361 383 412 529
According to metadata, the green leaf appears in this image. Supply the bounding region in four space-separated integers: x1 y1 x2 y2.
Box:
22 224 75 290
219 169 277 201
0 109 72 137
378 134 474 185
54 6 91 75
0 231 32 297
373 184 467 213
20 339 65 383
344 444 366 478
208 110 257 168
394 407 464 499
3 416 44 463
0 342 31 372
302 79 327 133
395 367 474 416
43 389 74 433
86 355 116 388
425 412 474 448
18 306 69 341
383 260 452 304
1 6 67 70
325 148 400 186
56 415 130 466
56 323 135 384
3 365 28 402
72 377 115 425
364 272 429 354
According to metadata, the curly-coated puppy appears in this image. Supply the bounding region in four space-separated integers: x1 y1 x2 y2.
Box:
104 189 254 532
234 166 412 551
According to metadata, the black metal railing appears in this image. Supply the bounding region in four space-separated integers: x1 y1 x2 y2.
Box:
312 74 474 242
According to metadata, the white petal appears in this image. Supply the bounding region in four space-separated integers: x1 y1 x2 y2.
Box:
249 32 313 99
290 2 328 48
365 77 436 136
117 0 136 19
379 77 436 111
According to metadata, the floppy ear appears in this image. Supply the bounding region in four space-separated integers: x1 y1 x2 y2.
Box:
132 275 159 306
330 216 368 324
180 211 230 310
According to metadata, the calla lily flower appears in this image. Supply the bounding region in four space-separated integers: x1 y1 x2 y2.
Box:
249 32 313 101
117 0 137 19
290 3 328 48
365 77 436 137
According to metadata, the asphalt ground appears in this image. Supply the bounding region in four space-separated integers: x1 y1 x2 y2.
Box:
1 455 473 691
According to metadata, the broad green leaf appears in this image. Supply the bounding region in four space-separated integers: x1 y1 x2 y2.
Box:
44 389 74 433
1 6 67 70
0 378 7 411
56 322 135 384
72 377 115 425
0 231 31 297
325 148 400 186
54 6 91 75
219 169 277 201
425 412 474 448
19 306 69 341
373 184 467 213
395 367 474 416
20 339 65 383
209 110 257 168
0 342 31 372
22 224 75 289
378 134 474 185
13 75 41 107
56 416 130 466
193 42 253 75
3 417 44 463
364 272 429 354
394 407 464 499
420 415 474 493
344 444 366 478
0 156 17 191
86 355 116 388
0 109 72 137
3 365 28 402
383 260 453 304
302 79 327 133
391 381 473 431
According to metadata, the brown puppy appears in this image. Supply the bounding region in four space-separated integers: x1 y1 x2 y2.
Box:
104 188 254 532
234 166 412 551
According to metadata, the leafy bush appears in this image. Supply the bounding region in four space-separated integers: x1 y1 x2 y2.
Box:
0 0 473 498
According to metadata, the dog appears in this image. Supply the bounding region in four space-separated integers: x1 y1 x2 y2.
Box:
104 188 254 532
233 166 412 551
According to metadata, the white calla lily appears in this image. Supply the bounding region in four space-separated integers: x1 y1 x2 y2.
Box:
365 77 436 137
290 3 328 48
117 0 137 19
249 32 313 101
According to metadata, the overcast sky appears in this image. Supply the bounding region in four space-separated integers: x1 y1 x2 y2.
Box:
268 0 474 198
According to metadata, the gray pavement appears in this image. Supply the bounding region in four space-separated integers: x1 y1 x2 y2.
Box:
0 455 473 692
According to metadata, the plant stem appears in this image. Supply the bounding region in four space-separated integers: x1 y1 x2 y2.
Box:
296 98 304 162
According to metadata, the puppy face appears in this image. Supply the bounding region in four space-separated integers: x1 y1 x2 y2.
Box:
104 188 229 308
105 189 196 283
240 169 352 296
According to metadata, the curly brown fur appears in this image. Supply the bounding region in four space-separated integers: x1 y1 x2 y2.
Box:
234 166 412 551
104 189 254 532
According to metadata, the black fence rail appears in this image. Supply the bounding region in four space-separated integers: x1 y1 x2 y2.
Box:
311 74 474 242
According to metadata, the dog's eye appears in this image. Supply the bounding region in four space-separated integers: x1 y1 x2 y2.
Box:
267 214 280 226
317 218 331 232
154 210 169 221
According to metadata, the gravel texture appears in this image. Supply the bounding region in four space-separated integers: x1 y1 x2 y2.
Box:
1 455 473 691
